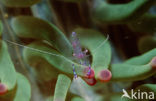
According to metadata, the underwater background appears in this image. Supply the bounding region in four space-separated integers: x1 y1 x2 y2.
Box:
0 0 156 101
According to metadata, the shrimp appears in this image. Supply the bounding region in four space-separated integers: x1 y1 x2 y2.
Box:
4 32 109 79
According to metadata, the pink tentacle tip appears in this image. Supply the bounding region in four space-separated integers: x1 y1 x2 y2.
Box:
0 83 8 95
83 77 96 86
83 67 94 79
98 69 112 82
150 56 156 69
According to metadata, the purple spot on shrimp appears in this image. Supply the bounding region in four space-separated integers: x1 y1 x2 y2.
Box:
77 53 85 59
72 32 76 37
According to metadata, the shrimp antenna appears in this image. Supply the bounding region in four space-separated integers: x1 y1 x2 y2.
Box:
4 39 63 57
4 39 83 78
92 34 109 53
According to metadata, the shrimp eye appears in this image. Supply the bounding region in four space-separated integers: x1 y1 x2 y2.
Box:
98 69 112 82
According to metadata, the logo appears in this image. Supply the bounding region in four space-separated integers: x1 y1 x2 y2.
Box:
122 89 154 100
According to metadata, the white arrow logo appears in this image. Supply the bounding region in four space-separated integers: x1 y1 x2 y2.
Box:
122 89 131 99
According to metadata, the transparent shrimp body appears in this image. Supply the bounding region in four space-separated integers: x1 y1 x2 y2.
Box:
71 32 92 79
5 31 110 85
